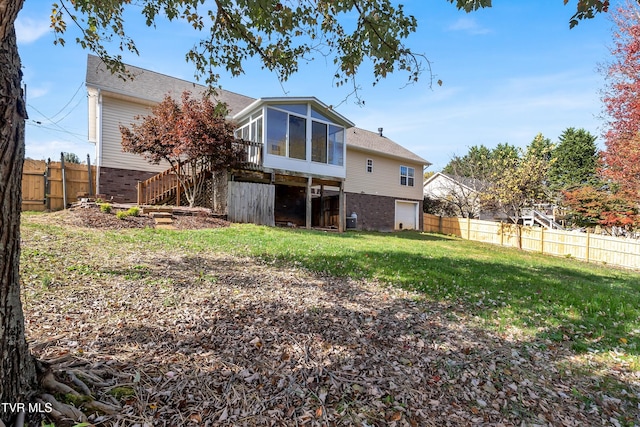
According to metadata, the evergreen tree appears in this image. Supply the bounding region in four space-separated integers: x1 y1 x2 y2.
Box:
549 127 599 192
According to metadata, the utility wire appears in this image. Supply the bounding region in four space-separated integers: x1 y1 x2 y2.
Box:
48 81 85 122
51 96 84 125
27 103 84 138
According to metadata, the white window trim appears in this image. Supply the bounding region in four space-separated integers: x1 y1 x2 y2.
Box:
366 158 373 173
400 165 415 187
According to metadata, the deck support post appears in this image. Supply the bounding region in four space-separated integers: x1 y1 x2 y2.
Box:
338 180 345 233
306 176 312 229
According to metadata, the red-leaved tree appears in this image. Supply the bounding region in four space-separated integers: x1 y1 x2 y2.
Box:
601 1 640 203
120 91 241 207
562 185 640 232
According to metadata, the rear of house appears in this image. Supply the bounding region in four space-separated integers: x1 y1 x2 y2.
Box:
86 55 429 231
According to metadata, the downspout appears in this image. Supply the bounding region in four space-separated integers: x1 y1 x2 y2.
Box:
95 89 102 195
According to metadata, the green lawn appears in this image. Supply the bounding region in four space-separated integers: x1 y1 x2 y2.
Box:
98 223 640 362
22 217 640 366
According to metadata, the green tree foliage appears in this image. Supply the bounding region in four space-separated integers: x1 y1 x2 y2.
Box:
481 136 553 228
549 127 599 192
62 152 81 164
450 0 612 28
50 0 618 97
443 143 518 181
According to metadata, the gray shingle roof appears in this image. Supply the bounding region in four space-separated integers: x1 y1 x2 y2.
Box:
85 54 255 115
346 127 430 165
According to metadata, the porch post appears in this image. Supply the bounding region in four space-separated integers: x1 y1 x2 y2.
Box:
137 181 143 206
338 180 345 233
320 185 325 228
306 176 312 229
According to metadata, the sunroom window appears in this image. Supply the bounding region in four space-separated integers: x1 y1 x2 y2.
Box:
312 122 328 163
262 105 345 166
267 108 287 156
235 114 262 143
328 125 344 166
288 115 306 160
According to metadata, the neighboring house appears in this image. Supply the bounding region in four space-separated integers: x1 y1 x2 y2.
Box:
423 172 496 220
86 55 429 231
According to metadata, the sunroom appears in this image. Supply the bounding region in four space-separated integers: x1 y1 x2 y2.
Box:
228 97 355 230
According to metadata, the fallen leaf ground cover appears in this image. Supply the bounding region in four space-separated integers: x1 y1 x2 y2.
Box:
19 209 640 426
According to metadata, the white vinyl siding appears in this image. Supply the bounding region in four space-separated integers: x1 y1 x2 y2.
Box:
345 149 423 200
100 96 169 172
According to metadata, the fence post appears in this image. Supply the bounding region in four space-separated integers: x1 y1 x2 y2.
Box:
540 227 544 254
45 158 51 210
87 154 94 196
438 215 443 234
467 217 471 240
585 229 590 263
60 152 67 209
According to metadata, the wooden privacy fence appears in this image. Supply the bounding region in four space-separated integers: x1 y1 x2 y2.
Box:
227 181 275 226
424 214 640 270
22 156 96 211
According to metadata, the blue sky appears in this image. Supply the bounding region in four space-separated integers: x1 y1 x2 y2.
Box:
16 1 618 171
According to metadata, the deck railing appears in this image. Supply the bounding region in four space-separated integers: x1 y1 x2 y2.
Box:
137 163 184 206
137 141 264 205
234 140 263 171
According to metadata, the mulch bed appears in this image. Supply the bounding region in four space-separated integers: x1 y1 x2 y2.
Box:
30 204 230 230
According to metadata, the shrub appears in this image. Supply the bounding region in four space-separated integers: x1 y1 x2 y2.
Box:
116 210 129 220
126 206 141 217
99 203 112 214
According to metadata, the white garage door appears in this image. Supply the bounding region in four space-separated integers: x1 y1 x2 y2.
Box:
395 201 419 230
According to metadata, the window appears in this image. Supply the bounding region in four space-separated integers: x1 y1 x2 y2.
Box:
251 117 262 143
289 115 306 160
263 105 345 165
328 125 344 166
267 108 287 155
400 166 415 187
366 159 373 173
312 121 327 163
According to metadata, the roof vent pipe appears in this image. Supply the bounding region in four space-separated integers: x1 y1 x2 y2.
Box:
378 127 383 137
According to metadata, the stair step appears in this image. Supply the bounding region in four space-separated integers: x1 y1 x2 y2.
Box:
142 206 174 214
156 224 176 230
154 217 174 224
150 211 173 219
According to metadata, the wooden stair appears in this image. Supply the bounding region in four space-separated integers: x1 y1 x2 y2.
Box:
143 207 176 230
136 141 264 207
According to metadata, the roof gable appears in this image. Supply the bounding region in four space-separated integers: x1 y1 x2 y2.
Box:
85 54 255 116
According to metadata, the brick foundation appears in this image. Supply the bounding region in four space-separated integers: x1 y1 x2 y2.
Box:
346 192 423 232
98 166 157 203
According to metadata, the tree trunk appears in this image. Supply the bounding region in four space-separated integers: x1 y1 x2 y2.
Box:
0 0 38 423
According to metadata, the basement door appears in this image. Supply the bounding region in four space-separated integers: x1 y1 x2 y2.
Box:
395 200 419 230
